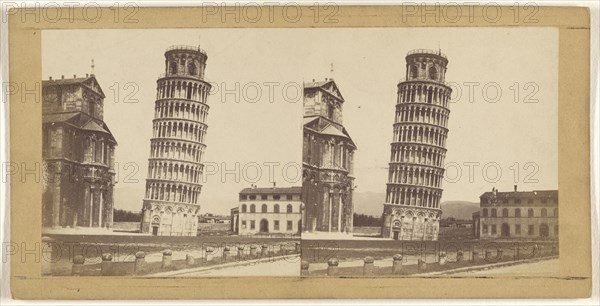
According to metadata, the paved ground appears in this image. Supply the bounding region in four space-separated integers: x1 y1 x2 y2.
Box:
158 254 301 277
455 258 559 275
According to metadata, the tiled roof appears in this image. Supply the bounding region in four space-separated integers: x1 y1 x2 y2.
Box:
239 186 302 195
42 112 80 123
81 120 111 134
480 190 558 199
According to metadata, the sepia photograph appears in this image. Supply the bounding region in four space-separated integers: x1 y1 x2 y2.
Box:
3 3 594 301
299 27 559 276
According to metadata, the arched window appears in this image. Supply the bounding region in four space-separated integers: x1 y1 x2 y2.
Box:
502 208 509 217
250 204 256 213
491 208 497 217
482 208 488 217
528 208 534 217
515 208 521 217
261 204 267 213
241 204 247 213
429 66 438 80
170 61 177 74
274 204 280 213
411 65 418 78
286 204 293 213
188 62 197 76
541 208 547 217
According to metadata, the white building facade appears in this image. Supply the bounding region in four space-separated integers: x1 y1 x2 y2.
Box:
236 186 303 236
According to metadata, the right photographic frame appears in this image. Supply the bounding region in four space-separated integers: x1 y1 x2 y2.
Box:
300 27 559 277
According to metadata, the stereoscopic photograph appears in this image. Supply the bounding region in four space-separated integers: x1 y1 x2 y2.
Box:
38 26 560 279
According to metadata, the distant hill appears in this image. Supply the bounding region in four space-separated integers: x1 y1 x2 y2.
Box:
440 201 480 220
353 191 479 220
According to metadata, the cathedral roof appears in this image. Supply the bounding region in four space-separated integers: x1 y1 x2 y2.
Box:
43 75 106 98
303 116 356 148
304 79 344 102
43 112 117 143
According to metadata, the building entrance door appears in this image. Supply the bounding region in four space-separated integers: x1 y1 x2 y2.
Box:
259 219 269 233
393 231 399 240
152 226 159 236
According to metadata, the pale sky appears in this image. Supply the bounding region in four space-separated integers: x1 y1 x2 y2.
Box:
42 27 558 214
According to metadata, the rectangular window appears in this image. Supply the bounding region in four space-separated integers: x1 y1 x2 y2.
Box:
528 225 534 235
274 220 280 230
287 221 292 231
241 220 247 229
261 195 267 200
482 225 488 234
250 220 255 230
527 199 534 204
240 195 247 200
491 225 497 235
515 199 522 204
273 195 281 200
515 224 521 235
249 195 256 200
286 195 293 200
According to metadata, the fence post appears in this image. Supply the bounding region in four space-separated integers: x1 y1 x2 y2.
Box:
327 258 339 276
472 250 479 263
301 260 310 276
497 249 504 260
205 247 214 262
101 253 113 276
223 246 230 262
41 236 55 276
250 245 258 257
72 255 85 276
162 249 172 268
237 246 245 260
186 254 195 266
418 258 427 271
261 244 268 256
456 250 464 263
363 256 375 275
439 252 447 266
392 254 403 274
135 251 146 273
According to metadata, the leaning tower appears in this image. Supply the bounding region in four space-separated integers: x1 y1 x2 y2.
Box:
140 45 211 236
381 49 452 241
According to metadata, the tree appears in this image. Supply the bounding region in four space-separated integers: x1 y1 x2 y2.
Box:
113 209 142 222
